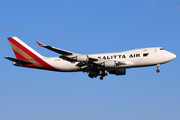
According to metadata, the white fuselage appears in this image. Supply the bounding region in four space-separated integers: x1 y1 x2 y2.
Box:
41 47 176 72
6 37 176 79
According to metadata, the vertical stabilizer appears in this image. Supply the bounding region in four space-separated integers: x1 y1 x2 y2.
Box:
7 37 43 60
7 37 57 70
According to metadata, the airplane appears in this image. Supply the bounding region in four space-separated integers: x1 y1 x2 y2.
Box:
5 37 176 80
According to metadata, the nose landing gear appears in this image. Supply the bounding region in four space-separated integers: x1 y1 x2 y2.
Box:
156 64 160 73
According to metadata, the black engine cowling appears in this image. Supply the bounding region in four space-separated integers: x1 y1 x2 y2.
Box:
109 69 126 75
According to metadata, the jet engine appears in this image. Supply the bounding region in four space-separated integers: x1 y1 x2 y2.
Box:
100 60 117 68
72 55 89 62
109 69 126 75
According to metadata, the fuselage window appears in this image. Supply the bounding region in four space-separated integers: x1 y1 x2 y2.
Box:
143 53 149 57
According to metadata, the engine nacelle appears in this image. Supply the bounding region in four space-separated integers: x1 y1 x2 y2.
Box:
101 60 116 68
109 69 126 75
73 55 89 62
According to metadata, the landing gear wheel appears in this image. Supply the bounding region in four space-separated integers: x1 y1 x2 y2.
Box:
100 77 103 80
156 69 160 73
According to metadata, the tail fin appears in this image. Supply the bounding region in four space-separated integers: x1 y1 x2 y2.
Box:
7 37 57 70
7 37 43 61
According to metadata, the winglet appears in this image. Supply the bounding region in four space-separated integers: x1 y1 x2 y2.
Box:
36 41 45 46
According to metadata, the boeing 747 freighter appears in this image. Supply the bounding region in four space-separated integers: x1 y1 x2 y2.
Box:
5 37 176 80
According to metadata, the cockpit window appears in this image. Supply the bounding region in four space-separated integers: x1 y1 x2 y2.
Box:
160 48 165 50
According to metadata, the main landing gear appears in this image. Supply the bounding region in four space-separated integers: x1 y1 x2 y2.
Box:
156 64 160 73
99 71 108 80
88 70 108 80
100 76 104 80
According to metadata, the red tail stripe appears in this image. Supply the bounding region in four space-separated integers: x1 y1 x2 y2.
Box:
24 64 39 68
13 50 37 68
13 49 30 61
8 37 57 70
13 49 26 60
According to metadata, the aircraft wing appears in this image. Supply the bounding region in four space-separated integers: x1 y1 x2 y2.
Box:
36 41 77 56
36 41 98 62
36 41 133 72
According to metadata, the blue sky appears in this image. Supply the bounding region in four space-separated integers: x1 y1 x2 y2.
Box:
0 0 180 120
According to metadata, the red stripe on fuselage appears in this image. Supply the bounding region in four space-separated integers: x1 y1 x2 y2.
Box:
8 37 57 70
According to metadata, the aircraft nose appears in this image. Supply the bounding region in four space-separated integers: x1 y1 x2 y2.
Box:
165 52 176 61
171 53 176 59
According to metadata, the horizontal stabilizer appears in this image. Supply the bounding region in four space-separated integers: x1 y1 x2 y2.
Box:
4 57 34 65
